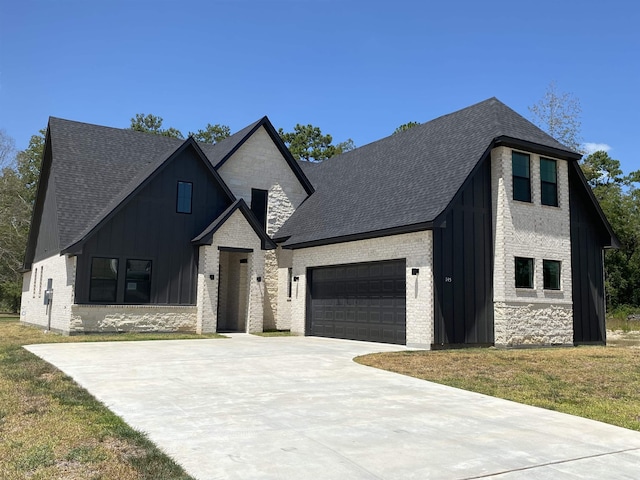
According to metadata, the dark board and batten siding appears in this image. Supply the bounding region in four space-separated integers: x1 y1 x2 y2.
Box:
75 147 231 305
569 165 607 344
433 157 494 347
33 146 60 262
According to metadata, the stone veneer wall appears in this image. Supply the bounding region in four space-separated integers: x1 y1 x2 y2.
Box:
70 305 197 334
491 146 573 346
217 126 308 330
290 231 433 348
20 253 76 333
196 209 265 333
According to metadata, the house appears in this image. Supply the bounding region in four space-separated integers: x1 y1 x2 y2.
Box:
20 98 617 348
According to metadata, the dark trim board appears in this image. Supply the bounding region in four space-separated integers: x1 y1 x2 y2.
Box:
493 136 582 162
218 247 253 253
281 222 434 249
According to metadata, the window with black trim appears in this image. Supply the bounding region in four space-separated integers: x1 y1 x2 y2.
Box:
540 158 558 206
90 258 119 302
251 188 268 231
124 259 152 303
543 260 561 290
177 181 193 214
512 152 531 202
515 257 534 288
287 267 293 298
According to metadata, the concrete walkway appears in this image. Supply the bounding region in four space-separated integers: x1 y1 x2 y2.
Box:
26 335 640 480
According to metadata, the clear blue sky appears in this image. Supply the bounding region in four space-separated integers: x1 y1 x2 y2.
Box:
1 0 638 172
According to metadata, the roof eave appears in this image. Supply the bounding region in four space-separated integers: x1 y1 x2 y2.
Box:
281 222 434 249
494 135 582 161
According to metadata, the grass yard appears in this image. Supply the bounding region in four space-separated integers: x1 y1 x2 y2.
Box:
252 329 293 337
0 316 223 480
357 342 640 432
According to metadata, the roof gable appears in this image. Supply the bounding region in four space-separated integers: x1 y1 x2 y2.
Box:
191 199 276 249
23 127 56 268
61 136 235 254
200 116 314 196
27 115 308 261
276 97 581 248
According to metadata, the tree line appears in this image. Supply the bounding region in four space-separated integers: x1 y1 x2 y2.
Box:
1 92 638 314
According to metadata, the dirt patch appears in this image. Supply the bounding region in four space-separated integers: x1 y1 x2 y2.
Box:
607 330 640 348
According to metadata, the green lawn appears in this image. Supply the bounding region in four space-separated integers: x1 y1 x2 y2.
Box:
357 341 640 432
0 316 223 480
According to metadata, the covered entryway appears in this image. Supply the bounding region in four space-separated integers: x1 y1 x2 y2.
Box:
216 249 251 332
306 259 406 344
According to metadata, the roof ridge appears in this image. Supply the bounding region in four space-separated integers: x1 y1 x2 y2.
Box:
48 116 187 141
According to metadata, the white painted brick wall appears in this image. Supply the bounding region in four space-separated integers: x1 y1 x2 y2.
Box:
217 126 308 328
217 127 308 214
290 231 433 347
491 146 573 346
20 254 76 334
276 247 293 330
196 209 265 333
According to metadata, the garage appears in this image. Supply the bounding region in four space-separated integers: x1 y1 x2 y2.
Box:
306 259 406 344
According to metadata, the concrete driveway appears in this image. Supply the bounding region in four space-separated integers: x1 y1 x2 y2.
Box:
26 335 640 480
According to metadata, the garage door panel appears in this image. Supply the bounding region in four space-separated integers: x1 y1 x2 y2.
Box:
308 260 406 345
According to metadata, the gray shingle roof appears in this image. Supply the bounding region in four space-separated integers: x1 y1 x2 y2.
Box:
45 117 269 253
275 97 579 247
49 118 184 251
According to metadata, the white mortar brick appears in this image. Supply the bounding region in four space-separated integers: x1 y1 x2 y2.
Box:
276 247 293 330
20 254 76 334
196 209 265 333
217 126 308 328
491 146 573 346
290 231 433 347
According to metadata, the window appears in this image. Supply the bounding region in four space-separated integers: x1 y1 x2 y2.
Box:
540 158 558 206
124 259 152 303
90 258 119 302
251 188 268 231
515 257 534 288
287 268 293 298
38 267 43 298
32 267 37 298
512 152 531 202
543 260 561 290
177 181 192 214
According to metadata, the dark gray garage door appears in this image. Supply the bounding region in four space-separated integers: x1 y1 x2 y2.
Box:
307 259 406 345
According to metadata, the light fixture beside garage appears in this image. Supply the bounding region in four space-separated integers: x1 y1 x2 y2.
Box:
412 268 419 275
257 276 262 282
293 276 299 282
209 274 215 280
